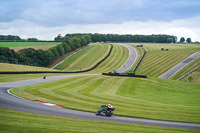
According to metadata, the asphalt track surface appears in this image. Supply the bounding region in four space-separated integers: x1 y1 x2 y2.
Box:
159 51 200 79
115 43 137 73
0 75 200 130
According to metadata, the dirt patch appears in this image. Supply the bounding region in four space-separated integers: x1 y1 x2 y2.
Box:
10 46 54 51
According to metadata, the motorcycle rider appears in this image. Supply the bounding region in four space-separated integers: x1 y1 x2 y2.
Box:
108 104 113 108
96 104 115 116
100 104 114 111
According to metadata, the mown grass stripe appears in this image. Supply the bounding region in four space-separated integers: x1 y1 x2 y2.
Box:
11 75 200 123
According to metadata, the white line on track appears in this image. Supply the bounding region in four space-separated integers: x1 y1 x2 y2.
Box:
7 88 26 100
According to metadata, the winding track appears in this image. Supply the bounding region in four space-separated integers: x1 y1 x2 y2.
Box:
0 75 200 129
159 51 200 79
0 45 200 129
115 43 137 73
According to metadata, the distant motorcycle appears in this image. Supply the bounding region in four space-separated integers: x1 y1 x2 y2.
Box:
95 105 115 117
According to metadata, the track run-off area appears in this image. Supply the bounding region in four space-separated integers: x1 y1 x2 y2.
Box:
0 43 200 130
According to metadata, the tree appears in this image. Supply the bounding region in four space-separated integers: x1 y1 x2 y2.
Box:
54 34 63 42
56 44 65 56
167 38 174 43
0 35 21 41
79 36 87 46
180 37 185 43
72 37 81 48
0 47 17 63
68 38 76 50
186 38 191 43
28 38 38 42
83 35 92 44
62 42 72 53
48 47 59 59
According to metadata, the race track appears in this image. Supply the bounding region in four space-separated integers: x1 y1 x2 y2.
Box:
0 45 200 129
159 51 200 79
0 75 200 130
115 43 137 73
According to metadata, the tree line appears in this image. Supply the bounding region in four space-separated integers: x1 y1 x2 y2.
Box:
0 35 52 42
55 33 177 43
0 35 91 67
0 35 21 41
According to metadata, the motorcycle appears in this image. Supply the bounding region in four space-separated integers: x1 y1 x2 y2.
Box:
95 105 115 117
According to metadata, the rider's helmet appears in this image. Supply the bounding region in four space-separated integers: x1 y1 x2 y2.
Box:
108 104 112 108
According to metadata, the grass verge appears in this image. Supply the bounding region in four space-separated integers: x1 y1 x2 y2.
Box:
0 73 73 83
0 109 198 133
181 68 200 84
0 63 58 72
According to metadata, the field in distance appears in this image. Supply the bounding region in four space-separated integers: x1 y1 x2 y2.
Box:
0 42 61 51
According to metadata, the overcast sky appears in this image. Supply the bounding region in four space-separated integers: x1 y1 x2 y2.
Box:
0 0 200 41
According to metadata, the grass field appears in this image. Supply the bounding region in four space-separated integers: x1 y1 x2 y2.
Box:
0 63 58 72
55 43 110 71
182 68 200 84
0 42 60 47
1 109 197 133
55 43 129 73
10 75 200 123
0 73 74 83
0 63 70 83
171 57 200 81
129 43 200 77
1 42 200 132
89 43 129 73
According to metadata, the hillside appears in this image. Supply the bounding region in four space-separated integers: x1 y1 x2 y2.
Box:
55 43 110 71
0 63 58 72
131 43 200 78
54 43 130 73
11 75 200 123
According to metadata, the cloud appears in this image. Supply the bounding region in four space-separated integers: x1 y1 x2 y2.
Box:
0 16 200 41
1 0 200 27
0 0 200 41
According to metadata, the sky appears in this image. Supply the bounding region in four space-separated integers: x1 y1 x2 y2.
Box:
0 0 200 41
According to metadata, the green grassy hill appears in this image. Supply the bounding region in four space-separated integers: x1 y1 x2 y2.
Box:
11 75 200 123
90 43 129 73
55 43 110 71
0 63 57 72
0 63 64 83
182 68 200 84
55 43 129 73
130 43 200 78
2 43 200 132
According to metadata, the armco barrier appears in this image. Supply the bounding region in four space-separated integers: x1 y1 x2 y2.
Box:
133 50 146 73
102 73 147 78
0 44 113 74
